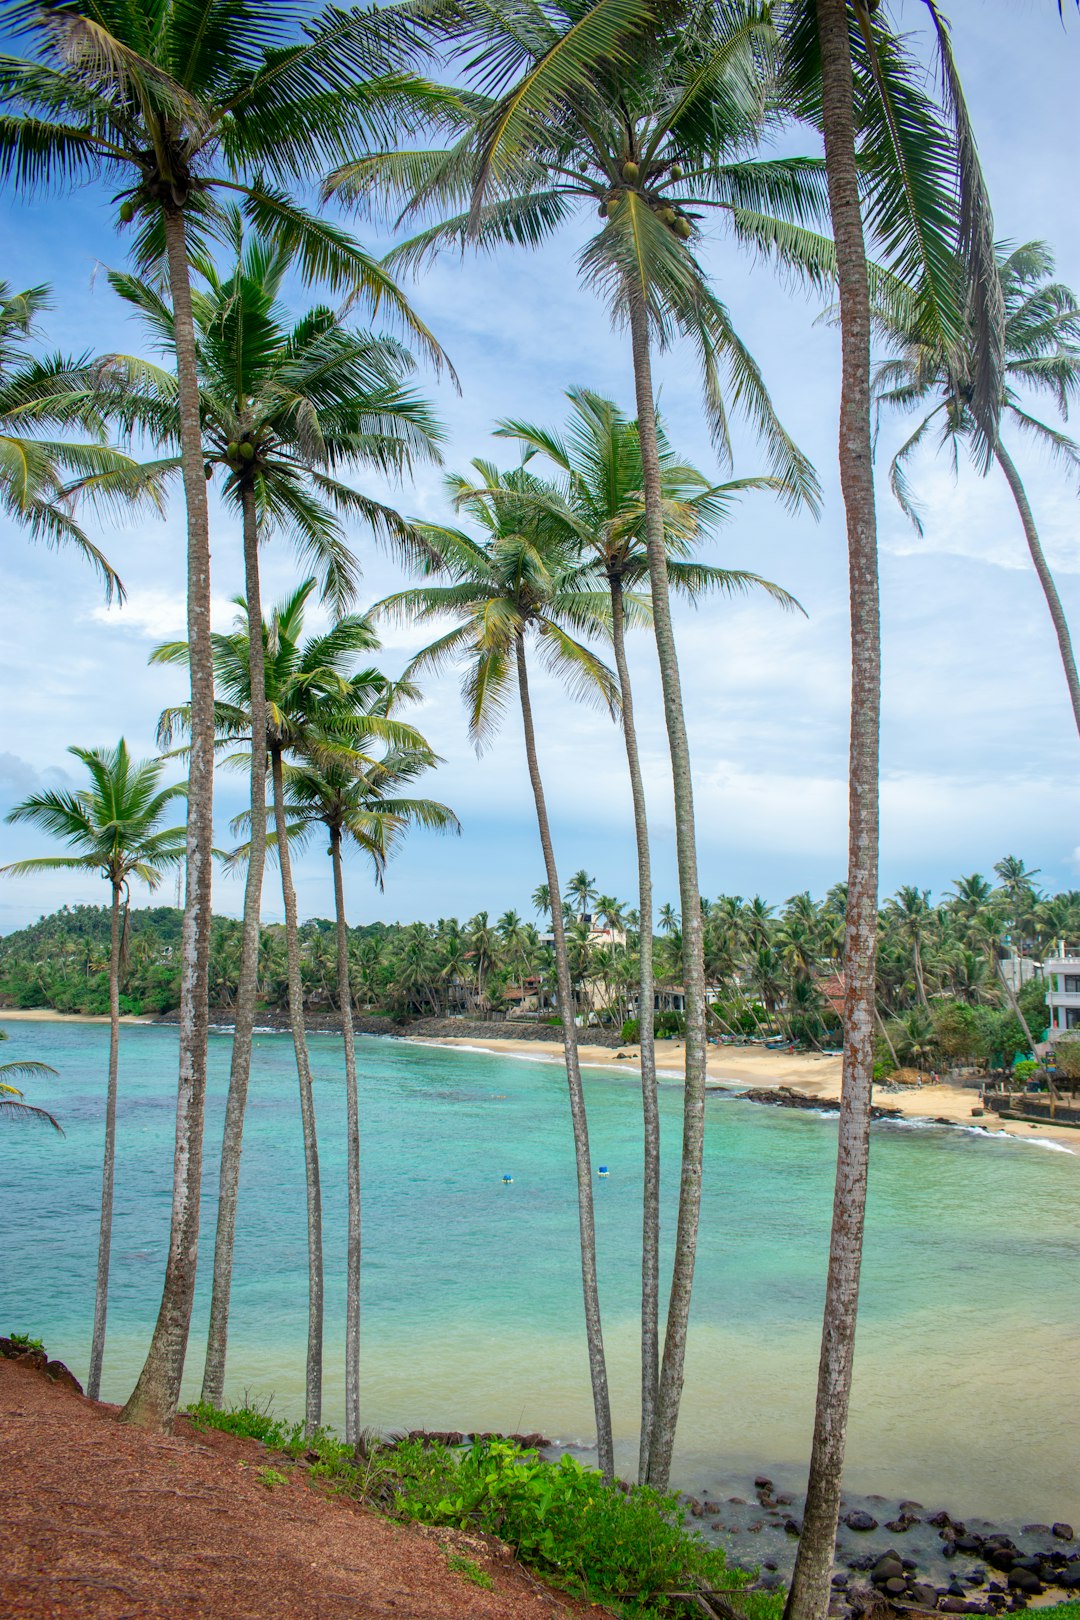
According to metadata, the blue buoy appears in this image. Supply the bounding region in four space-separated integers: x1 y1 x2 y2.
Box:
598 1165 609 1177
502 1173 513 1184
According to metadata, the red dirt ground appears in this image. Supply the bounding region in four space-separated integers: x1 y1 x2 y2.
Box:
0 1360 609 1619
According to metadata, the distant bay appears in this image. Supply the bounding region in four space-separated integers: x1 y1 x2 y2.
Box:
3 1018 1078 1522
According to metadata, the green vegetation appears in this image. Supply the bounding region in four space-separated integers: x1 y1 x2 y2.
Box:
4 864 1074 1079
185 1399 299 1450
255 1466 289 1490
183 1404 774 1620
443 1552 493 1590
7 1331 45 1353
0 1031 61 1133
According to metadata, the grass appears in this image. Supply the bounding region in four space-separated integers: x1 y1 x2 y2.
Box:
445 1551 494 1590
183 1402 780 1620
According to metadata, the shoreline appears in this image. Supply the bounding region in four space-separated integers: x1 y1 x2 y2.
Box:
412 1033 1080 1157
6 1007 1075 1157
0 1007 157 1026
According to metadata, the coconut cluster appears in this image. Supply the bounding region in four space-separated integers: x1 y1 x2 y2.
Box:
596 160 693 240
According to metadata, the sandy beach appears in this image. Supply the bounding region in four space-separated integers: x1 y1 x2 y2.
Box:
413 1033 1080 1156
0 1008 156 1026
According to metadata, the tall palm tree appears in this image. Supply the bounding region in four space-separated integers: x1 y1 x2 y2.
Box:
887 886 934 1014
0 278 162 599
874 240 1080 736
332 0 830 1486
279 708 458 1445
495 384 803 1475
3 741 186 1398
375 460 622 1478
776 2 1005 1613
154 581 391 1430
0 0 448 1431
112 220 441 1411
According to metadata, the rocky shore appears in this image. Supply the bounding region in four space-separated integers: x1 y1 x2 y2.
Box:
675 1469 1080 1615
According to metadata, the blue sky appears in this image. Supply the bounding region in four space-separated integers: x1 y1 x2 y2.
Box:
2 1 1079 934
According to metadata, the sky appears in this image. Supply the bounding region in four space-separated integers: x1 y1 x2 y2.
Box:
1 1 1079 935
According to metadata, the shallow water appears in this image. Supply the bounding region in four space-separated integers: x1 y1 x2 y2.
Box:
3 1019 1078 1522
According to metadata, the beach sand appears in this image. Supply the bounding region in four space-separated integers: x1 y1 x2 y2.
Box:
414 1034 1080 1156
0 1008 156 1026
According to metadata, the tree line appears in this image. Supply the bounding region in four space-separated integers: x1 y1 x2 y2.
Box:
3 856 1072 1071
3 5 1079 1618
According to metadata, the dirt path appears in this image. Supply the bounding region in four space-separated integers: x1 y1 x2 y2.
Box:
0 1361 601 1620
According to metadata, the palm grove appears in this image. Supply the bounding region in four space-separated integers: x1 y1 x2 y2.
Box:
1 5 1078 1620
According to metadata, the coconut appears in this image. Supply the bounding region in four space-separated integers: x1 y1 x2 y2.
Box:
669 163 683 181
674 217 692 240
621 160 639 183
119 200 134 223
203 461 213 480
598 200 609 218
659 206 677 226
226 441 239 460
239 441 256 462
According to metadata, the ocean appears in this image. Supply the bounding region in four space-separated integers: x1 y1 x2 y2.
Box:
3 1018 1078 1523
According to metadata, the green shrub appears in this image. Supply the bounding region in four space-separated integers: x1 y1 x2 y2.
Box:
7 1330 45 1352
378 1437 773 1619
621 1018 640 1043
185 1399 297 1450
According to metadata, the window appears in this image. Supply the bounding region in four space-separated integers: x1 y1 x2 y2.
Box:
1063 975 1080 993
1067 1008 1080 1030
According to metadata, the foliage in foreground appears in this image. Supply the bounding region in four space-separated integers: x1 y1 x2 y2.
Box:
185 1403 778 1620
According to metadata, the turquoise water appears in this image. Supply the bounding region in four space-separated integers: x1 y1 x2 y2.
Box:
3 1018 1079 1521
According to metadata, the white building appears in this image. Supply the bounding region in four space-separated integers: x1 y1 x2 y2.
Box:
1044 952 1080 1039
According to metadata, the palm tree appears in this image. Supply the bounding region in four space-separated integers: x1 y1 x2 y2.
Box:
3 741 186 1398
887 886 934 1014
874 240 1080 736
0 279 162 599
113 221 441 1412
0 0 448 1431
0 1035 62 1132
154 581 391 1430
279 706 458 1445
375 460 621 1478
776 3 1005 1612
331 7 828 1482
564 870 598 919
497 384 803 1474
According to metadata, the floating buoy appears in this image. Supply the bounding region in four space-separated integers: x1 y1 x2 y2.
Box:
598 1165 609 1178
502 1173 513 1184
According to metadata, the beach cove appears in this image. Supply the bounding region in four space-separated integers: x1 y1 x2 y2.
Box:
410 1031 1080 1157
3 1015 1078 1533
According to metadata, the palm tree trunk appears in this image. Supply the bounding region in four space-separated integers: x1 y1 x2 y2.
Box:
609 574 660 1485
627 284 708 1491
515 634 614 1480
201 483 268 1407
994 438 1080 738
87 877 122 1400
784 5 881 1617
330 825 363 1446
270 742 324 1433
912 936 931 1014
123 205 214 1430
875 1005 901 1070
